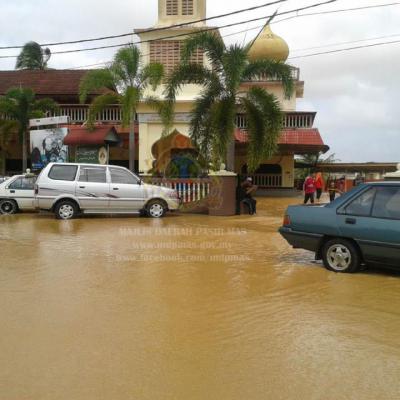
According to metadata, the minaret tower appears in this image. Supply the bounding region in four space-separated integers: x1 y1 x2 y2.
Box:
157 0 206 27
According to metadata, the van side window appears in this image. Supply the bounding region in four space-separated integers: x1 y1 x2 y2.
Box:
48 165 78 181
372 187 400 220
109 168 138 185
345 188 376 217
79 167 107 183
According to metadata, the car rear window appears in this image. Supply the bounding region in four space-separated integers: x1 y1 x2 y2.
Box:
48 165 78 181
372 187 400 220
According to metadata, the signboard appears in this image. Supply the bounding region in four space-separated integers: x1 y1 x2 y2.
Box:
30 127 69 170
29 116 70 128
76 146 108 165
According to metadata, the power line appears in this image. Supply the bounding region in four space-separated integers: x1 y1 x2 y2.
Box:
0 0 340 59
291 33 400 52
0 0 293 50
274 1 400 24
288 39 400 59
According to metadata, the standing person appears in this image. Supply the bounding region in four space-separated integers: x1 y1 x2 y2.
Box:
303 173 316 204
315 172 324 203
327 179 337 202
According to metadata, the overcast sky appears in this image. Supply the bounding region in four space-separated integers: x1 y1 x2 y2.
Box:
1 0 399 162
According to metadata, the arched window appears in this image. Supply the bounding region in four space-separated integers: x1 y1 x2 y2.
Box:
182 0 194 15
166 0 178 15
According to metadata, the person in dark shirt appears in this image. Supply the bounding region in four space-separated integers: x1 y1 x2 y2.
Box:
240 177 258 215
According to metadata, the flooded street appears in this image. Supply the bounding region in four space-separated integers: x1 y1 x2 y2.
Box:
1 197 400 400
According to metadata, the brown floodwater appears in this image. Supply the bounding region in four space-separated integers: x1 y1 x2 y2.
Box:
1 197 400 400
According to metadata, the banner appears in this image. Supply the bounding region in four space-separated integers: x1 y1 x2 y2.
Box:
76 146 108 165
30 128 69 170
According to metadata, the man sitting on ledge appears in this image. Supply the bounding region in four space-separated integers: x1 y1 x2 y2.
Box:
238 177 258 215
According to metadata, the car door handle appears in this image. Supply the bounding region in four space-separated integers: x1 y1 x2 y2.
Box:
345 218 357 225
10 190 15 193
113 187 119 191
79 186 86 189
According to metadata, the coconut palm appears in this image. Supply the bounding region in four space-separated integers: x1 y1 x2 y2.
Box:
79 45 164 172
166 31 294 172
16 41 51 70
0 88 58 172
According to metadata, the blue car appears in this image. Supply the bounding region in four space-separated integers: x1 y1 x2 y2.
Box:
279 182 400 273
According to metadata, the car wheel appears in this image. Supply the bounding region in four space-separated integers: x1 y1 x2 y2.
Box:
55 200 78 220
146 200 166 218
322 238 361 273
0 199 18 215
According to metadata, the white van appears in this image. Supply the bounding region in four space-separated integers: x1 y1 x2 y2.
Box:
35 163 180 219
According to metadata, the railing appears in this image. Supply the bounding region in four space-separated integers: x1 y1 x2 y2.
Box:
236 111 316 130
142 177 212 204
49 105 124 124
244 67 300 82
249 174 282 188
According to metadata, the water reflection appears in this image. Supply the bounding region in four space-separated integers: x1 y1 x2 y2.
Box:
1 197 400 399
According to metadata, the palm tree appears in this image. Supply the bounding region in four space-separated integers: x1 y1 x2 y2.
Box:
16 41 51 70
0 88 58 172
165 31 294 172
79 45 164 172
0 120 18 175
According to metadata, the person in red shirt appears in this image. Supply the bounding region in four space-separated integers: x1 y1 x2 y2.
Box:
315 172 324 203
303 173 316 204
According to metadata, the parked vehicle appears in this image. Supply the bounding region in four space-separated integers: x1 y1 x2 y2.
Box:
0 176 10 184
279 182 400 273
0 174 37 214
35 163 181 220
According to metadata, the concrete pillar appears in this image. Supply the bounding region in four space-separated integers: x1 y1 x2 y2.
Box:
208 168 237 216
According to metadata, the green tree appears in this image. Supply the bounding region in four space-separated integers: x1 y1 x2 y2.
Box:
295 152 339 179
0 120 18 175
166 31 294 172
79 45 164 172
16 41 51 70
0 88 58 172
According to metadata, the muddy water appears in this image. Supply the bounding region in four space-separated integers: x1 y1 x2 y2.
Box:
1 197 400 400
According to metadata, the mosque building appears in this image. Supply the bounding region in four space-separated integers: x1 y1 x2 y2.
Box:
135 0 328 188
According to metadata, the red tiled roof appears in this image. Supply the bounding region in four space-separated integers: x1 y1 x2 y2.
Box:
0 70 106 96
64 125 121 146
235 128 329 153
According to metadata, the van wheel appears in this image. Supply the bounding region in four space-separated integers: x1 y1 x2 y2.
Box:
0 199 18 215
322 238 361 273
55 200 78 220
146 200 166 218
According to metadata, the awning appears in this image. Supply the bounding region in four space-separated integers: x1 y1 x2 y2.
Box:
64 125 121 146
235 128 329 154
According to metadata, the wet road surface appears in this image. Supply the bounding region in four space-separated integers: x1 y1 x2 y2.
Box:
1 197 400 399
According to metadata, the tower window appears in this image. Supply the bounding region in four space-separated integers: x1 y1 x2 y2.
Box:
182 0 194 15
166 0 178 15
150 40 203 75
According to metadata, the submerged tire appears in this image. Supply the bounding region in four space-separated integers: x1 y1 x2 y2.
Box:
146 199 167 218
0 199 18 215
55 200 78 220
322 238 361 273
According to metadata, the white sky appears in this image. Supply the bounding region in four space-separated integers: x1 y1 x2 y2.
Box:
1 0 399 162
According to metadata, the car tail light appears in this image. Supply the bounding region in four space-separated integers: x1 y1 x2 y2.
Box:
283 214 291 226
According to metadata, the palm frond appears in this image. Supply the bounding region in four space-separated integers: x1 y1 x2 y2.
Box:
140 62 165 91
146 96 174 136
165 63 217 102
87 93 121 128
15 41 48 70
33 98 59 115
111 46 140 87
243 86 283 172
242 59 294 99
181 31 224 71
79 69 116 104
222 44 248 93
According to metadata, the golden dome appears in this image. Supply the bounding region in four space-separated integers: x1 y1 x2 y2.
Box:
248 25 289 62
